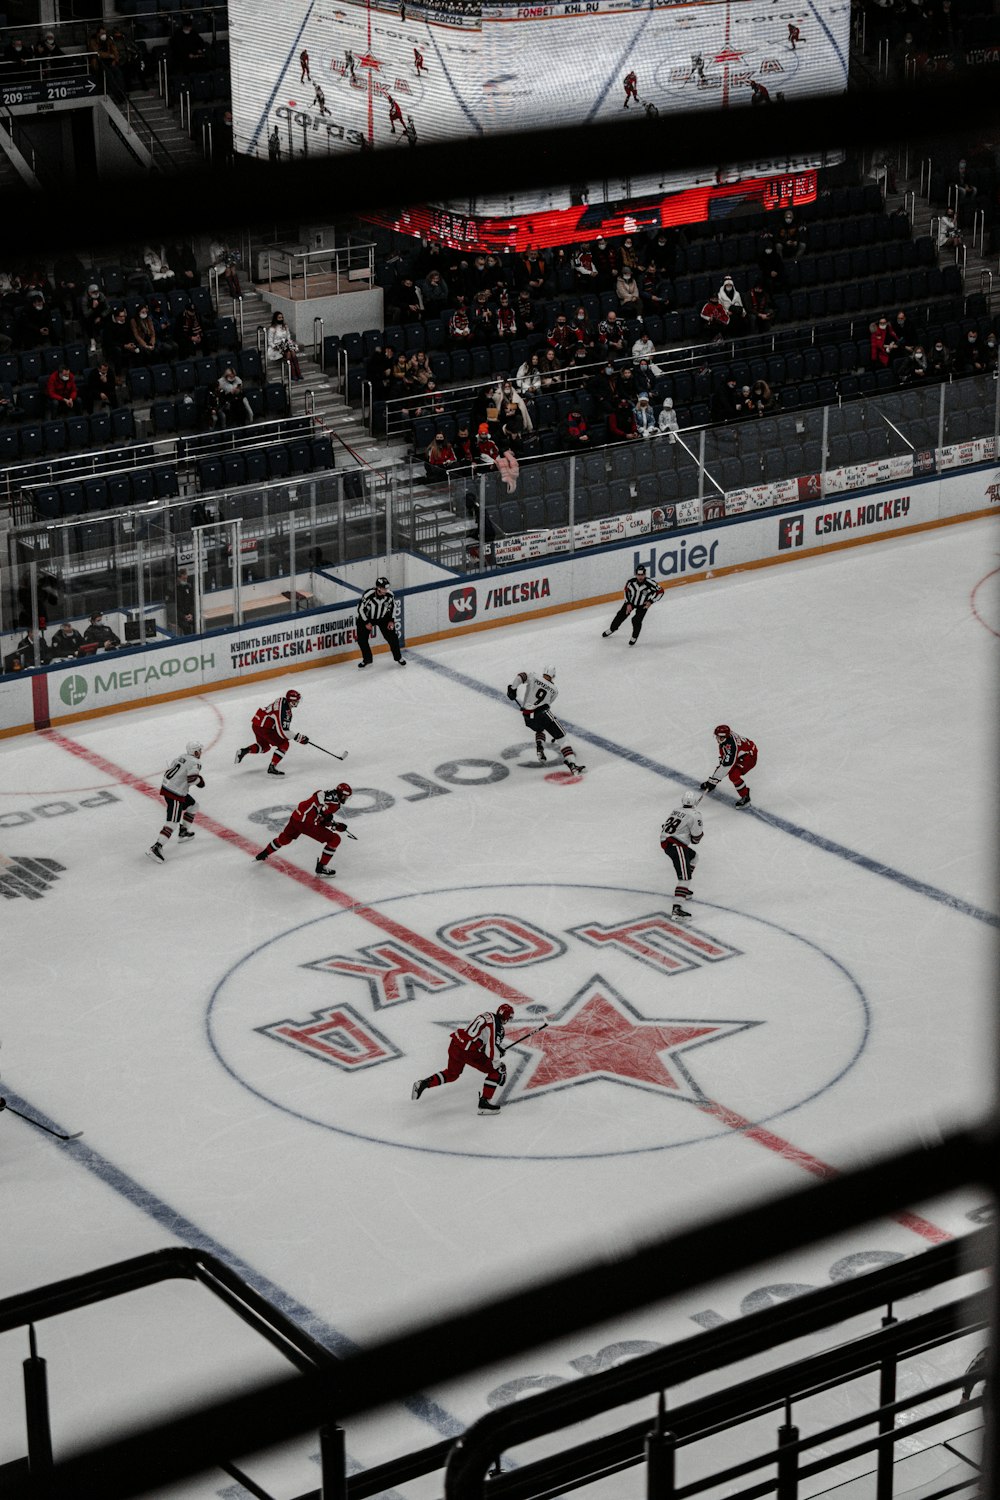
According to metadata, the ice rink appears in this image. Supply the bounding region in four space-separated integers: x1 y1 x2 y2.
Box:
1 515 998 1498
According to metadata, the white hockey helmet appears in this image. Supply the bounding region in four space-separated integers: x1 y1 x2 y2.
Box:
542 665 556 681
186 740 203 757
682 790 697 807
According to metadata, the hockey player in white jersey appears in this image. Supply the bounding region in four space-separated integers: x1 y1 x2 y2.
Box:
148 742 205 863
507 666 585 774
660 790 703 921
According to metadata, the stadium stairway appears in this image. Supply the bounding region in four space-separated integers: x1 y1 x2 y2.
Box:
129 84 206 174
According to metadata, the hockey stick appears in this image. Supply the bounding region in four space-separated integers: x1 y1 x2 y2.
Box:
499 1022 548 1055
311 742 348 761
1 1102 82 1141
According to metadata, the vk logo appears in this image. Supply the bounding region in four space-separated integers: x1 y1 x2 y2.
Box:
448 586 477 622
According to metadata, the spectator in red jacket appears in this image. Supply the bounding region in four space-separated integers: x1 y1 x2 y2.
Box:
46 364 81 417
608 396 638 441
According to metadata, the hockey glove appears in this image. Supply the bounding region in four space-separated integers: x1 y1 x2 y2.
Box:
194 775 206 788
295 734 310 745
506 684 517 701
700 780 716 793
334 821 347 833
494 1062 507 1086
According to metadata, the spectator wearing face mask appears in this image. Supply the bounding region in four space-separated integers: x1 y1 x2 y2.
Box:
88 24 125 93
954 328 987 376
870 317 898 370
658 395 679 440
717 275 748 335
927 338 952 380
2 36 33 70
776 209 806 259
615 267 643 318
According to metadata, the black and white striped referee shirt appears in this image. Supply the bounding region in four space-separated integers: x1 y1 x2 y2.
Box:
358 587 396 623
624 576 661 610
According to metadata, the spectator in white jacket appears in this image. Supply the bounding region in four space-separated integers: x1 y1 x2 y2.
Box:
657 395 679 441
634 393 658 437
631 331 663 373
717 274 748 334
489 379 533 431
266 312 303 381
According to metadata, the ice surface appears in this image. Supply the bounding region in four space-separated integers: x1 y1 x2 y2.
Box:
1 518 996 1496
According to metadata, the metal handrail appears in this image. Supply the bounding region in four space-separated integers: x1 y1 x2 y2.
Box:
261 241 375 297
313 316 324 367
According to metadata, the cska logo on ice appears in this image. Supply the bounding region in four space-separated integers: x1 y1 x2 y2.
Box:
209 884 870 1160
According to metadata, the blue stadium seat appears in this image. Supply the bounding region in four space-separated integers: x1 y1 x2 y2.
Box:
130 471 155 505
82 477 109 512
154 466 179 498
237 348 262 383
266 445 290 479
59 482 85 515
19 423 44 458
43 420 67 455
34 486 60 519
264 382 288 416
311 437 333 470
128 367 153 402
244 449 268 484
222 453 247 488
197 458 224 491
107 475 132 508
111 408 135 442
151 400 176 434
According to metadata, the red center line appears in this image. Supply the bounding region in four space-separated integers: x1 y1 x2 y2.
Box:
48 728 953 1243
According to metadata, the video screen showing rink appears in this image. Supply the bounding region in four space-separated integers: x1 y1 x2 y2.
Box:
230 0 850 182
0 518 996 1494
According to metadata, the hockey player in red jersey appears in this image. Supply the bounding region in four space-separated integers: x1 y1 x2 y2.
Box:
388 95 404 133
701 724 757 805
235 689 309 776
787 22 803 47
623 69 639 108
254 785 353 876
661 790 704 921
413 46 426 74
412 1003 514 1113
147 741 204 863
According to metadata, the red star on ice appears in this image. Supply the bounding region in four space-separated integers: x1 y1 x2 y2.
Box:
713 46 745 63
357 51 383 71
507 977 758 1105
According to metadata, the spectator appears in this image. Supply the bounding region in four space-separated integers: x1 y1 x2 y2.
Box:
209 240 242 299
593 235 619 287
83 359 120 413
448 300 472 346
130 303 158 362
749 281 775 334
519 250 549 297
540 347 564 388
633 358 658 397
143 245 174 286
620 236 642 273
713 376 743 422
0 386 16 422
597 310 626 355
216 364 254 425
165 242 200 289
266 311 302 381
657 394 679 440
647 228 680 275
498 397 528 453
2 36 33 70
928 338 952 379
700 291 730 342
910 344 930 381
750 378 777 416
573 244 600 287
45 363 81 418
16 291 54 349
169 16 208 75
516 350 543 395
366 343 396 401
570 306 595 354
888 309 913 356
608 396 638 441
148 297 178 360
491 288 516 342
420 267 449 311
936 211 962 254
953 158 978 229
476 422 500 465
717 275 748 334
631 329 662 369
469 289 495 343
453 423 475 467
560 406 590 448
87 24 125 94
175 569 195 634
83 611 122 651
634 392 657 437
514 288 541 341
547 312 575 363
954 329 987 375
870 317 898 369
592 360 623 410
16 628 44 665
615 267 643 318
80 283 111 352
757 235 787 292
776 209 806 260
983 333 998 374
424 431 458 480
177 303 205 357
47 621 84 660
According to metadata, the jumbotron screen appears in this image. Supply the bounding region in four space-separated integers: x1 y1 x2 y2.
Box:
228 0 849 248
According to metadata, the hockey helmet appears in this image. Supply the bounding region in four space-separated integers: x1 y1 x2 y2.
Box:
336 782 352 801
321 789 340 804
714 724 731 740
682 790 697 807
186 740 203 757
286 689 301 705
496 1003 514 1023
635 564 647 576
375 576 390 588
542 665 556 681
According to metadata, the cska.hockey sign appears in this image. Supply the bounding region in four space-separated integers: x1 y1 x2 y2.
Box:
208 883 870 1161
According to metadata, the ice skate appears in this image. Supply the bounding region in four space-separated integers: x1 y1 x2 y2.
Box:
602 629 613 637
267 764 285 776
672 903 691 921
478 1096 501 1114
411 1079 427 1101
146 843 165 863
565 760 586 775
254 848 271 862
536 743 548 763
235 747 248 764
178 826 195 840
314 863 337 877
737 791 751 806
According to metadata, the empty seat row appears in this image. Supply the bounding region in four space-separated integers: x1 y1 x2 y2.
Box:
0 409 135 463
32 466 180 520
128 349 262 403
0 342 89 386
195 438 334 491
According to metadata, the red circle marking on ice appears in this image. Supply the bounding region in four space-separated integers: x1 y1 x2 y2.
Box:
970 565 1000 639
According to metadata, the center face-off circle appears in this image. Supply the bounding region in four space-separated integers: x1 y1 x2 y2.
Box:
207 882 869 1160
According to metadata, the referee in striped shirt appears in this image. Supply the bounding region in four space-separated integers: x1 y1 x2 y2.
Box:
356 576 406 668
602 564 663 646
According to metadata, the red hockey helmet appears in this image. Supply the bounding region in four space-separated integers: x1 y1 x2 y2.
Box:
714 724 731 739
287 689 302 705
496 1003 514 1023
336 782 352 801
